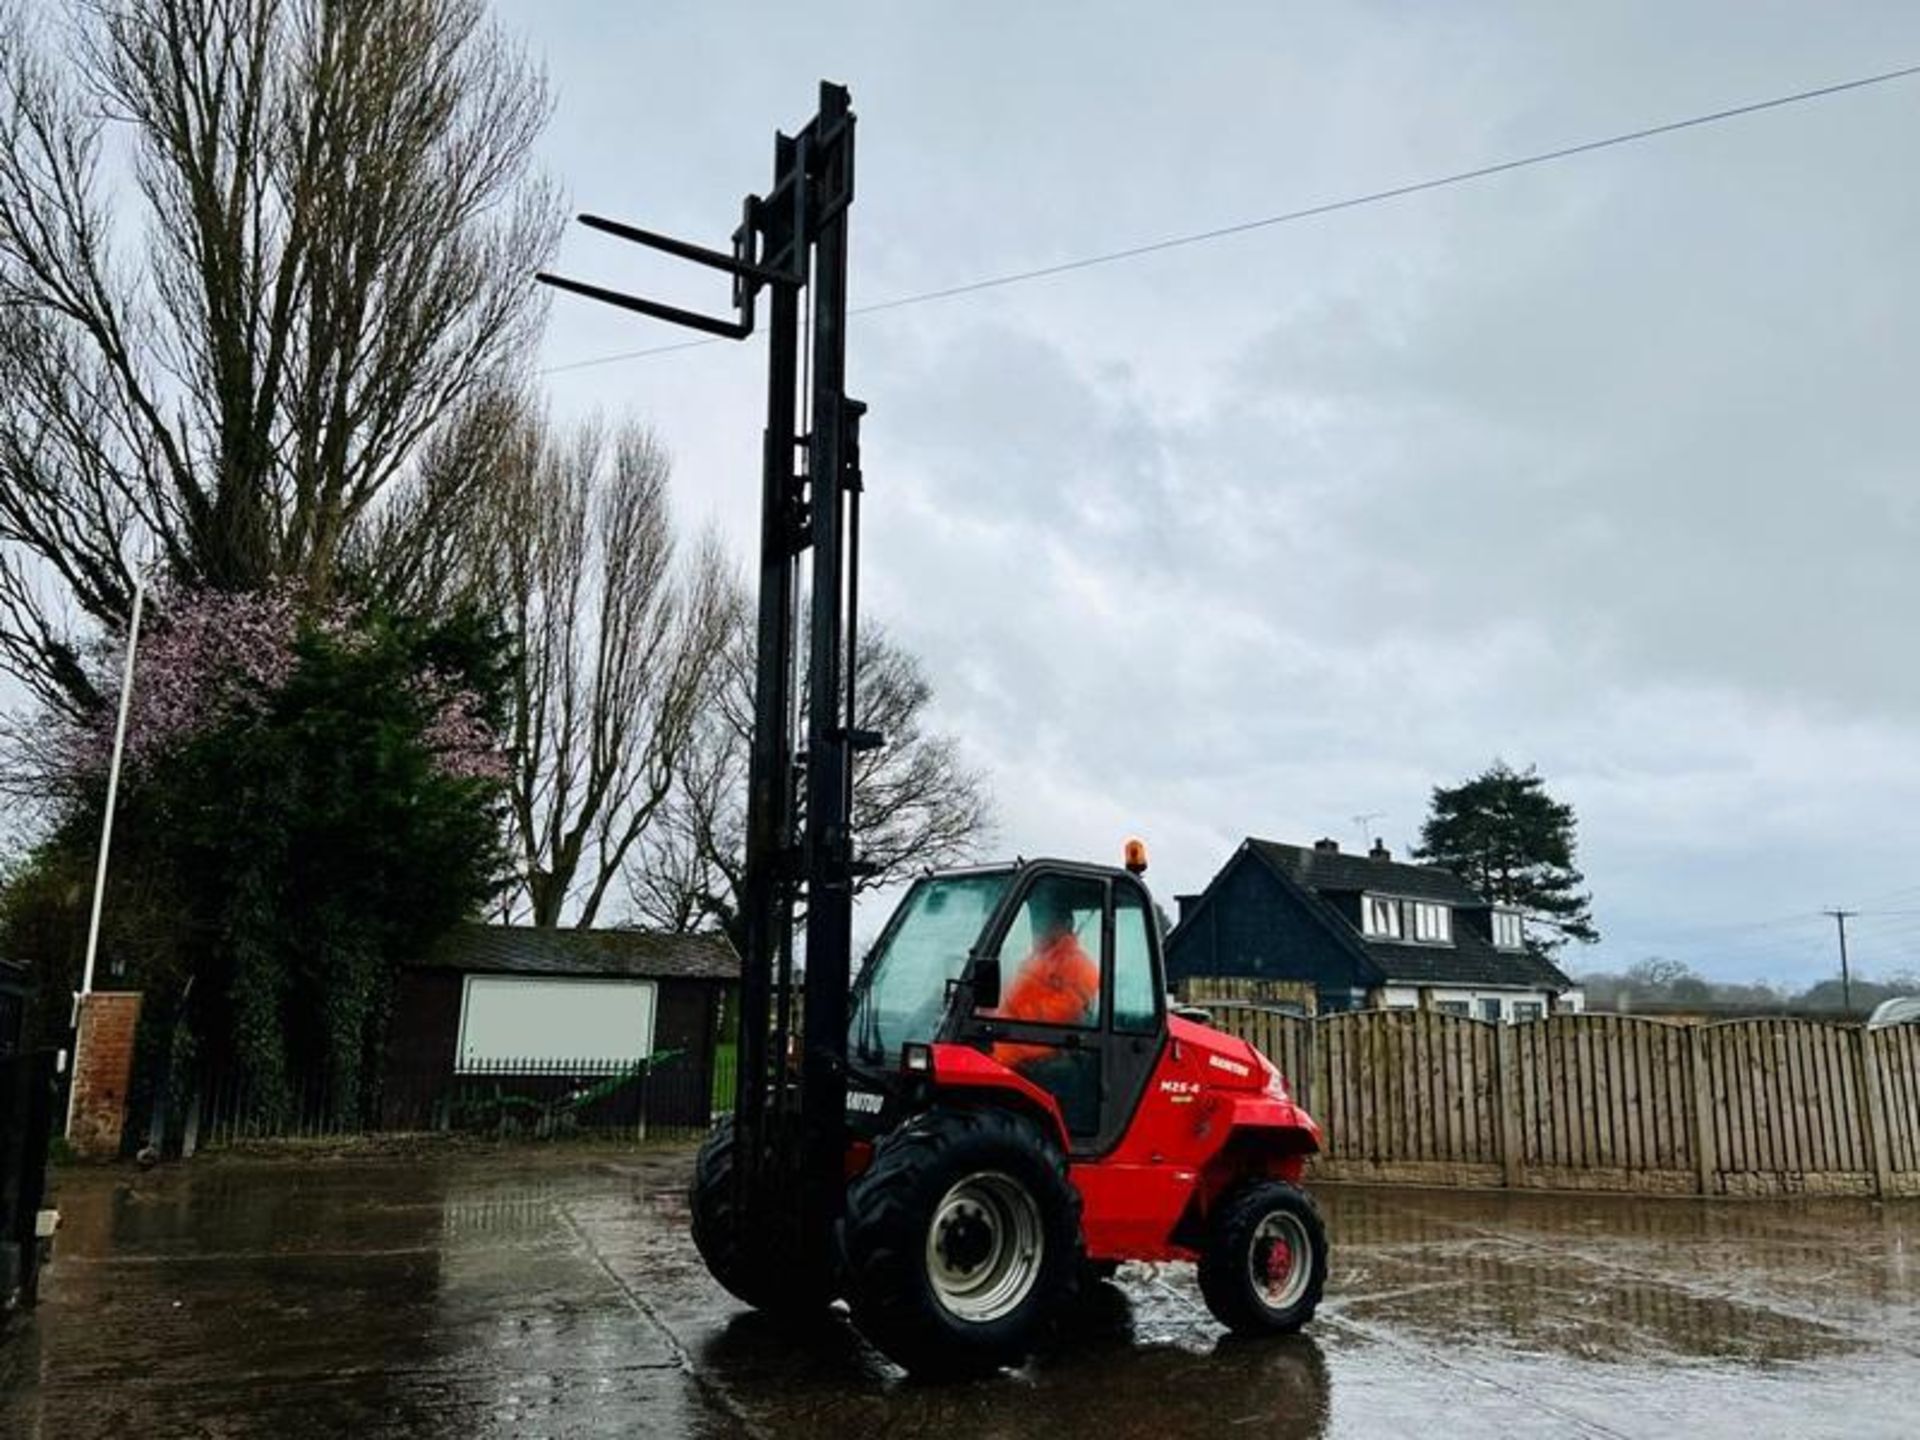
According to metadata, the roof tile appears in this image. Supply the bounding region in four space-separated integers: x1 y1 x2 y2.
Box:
1361 936 1573 990
412 924 740 981
1251 839 1484 905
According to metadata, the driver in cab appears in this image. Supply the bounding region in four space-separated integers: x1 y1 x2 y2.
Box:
988 891 1098 1071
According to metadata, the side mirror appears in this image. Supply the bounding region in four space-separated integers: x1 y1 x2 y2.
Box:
970 956 1001 1011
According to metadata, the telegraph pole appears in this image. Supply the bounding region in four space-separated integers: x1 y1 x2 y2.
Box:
1824 909 1856 1012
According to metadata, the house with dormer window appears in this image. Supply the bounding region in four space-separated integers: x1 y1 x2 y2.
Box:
1165 836 1580 1019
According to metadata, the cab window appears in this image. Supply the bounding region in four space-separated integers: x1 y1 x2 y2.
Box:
1112 885 1160 1033
986 873 1105 1028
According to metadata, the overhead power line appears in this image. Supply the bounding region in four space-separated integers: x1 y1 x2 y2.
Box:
1639 910 1830 942
541 60 1920 377
1849 881 1920 909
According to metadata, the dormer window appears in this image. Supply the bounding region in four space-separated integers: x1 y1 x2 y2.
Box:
1492 909 1525 950
1410 902 1452 944
1362 896 1454 945
1362 895 1402 939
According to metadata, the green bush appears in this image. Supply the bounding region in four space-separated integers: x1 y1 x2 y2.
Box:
3 597 510 1132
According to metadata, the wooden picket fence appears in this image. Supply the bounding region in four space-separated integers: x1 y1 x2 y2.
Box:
1205 1004 1920 1197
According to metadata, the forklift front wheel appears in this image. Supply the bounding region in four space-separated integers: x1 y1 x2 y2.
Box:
689 1116 834 1318
1197 1180 1328 1335
842 1106 1081 1377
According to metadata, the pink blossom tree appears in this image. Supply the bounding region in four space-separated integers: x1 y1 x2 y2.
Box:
63 585 506 785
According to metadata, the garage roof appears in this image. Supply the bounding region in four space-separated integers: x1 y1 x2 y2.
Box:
413 923 740 981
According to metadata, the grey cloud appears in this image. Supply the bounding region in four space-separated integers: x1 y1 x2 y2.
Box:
513 0 1920 986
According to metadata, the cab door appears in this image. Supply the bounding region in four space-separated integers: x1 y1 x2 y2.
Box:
963 869 1108 1145
1103 876 1167 1148
958 867 1168 1156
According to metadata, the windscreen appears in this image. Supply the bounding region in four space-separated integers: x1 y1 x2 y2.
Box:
851 871 1012 1064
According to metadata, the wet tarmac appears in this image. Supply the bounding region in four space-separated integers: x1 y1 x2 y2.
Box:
3 1146 1916 1438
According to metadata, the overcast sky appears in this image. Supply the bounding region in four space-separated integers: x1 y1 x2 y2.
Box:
495 1 1920 986
493 1 1920 997
17 3 1911 988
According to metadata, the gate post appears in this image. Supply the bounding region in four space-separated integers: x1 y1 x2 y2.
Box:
2 1050 59 1309
67 991 144 1158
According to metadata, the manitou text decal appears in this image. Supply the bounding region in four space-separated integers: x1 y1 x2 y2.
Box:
1208 1054 1251 1078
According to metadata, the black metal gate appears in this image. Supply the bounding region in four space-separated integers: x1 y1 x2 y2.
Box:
2 959 57 1314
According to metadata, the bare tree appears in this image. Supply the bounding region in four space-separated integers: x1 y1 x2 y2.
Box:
0 0 558 718
467 407 732 928
848 636 998 884
626 721 743 935
351 378 530 614
625 608 753 935
627 605 996 938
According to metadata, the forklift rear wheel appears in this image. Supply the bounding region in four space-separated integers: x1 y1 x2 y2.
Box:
1197 1180 1327 1335
689 1116 834 1318
841 1106 1081 1377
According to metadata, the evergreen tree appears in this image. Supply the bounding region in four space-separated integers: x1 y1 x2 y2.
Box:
1412 761 1598 953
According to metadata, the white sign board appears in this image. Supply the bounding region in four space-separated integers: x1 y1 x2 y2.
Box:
456 976 657 1071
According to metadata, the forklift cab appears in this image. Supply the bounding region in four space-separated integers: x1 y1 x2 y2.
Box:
849 860 1167 1156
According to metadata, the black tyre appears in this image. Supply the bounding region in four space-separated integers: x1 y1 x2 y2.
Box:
841 1106 1082 1377
689 1116 834 1317
1196 1180 1328 1335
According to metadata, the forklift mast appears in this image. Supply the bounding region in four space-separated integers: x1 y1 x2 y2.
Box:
539 83 866 1257
542 90 1336 1375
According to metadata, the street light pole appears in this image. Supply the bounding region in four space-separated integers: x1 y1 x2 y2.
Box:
66 576 145 1136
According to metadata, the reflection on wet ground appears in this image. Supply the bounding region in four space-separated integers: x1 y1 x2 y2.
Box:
3 1148 1915 1437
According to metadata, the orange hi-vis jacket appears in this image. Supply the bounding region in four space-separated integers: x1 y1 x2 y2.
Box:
990 932 1099 1069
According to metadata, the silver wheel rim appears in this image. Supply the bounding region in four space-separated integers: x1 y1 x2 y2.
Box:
925 1171 1045 1323
1248 1210 1313 1312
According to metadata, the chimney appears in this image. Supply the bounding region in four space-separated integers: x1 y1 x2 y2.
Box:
1312 837 1339 854
1175 893 1201 925
1369 838 1391 862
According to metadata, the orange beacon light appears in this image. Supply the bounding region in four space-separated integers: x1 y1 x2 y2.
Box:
1123 837 1149 875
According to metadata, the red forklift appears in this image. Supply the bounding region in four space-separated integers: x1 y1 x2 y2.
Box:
541 83 1327 1378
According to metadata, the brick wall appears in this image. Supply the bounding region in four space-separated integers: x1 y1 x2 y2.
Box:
68 992 142 1159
